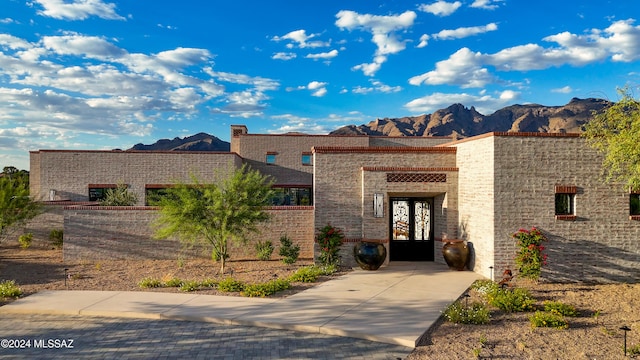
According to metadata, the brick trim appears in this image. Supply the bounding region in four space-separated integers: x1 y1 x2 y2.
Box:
88 183 120 188
630 215 640 221
446 131 582 146
387 173 446 183
555 215 577 221
313 146 457 154
145 184 177 189
555 185 577 194
333 238 388 244
362 166 458 172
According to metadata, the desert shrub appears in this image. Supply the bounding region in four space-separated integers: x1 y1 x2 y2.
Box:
163 278 183 288
242 278 291 297
443 300 490 325
199 279 217 288
512 227 548 280
255 240 274 261
629 344 640 356
315 224 344 266
138 278 163 288
179 280 201 292
278 234 300 264
470 279 499 296
100 183 138 206
49 229 63 248
0 280 22 298
18 233 33 249
486 287 536 312
289 265 323 283
544 301 579 317
529 310 569 329
217 277 245 292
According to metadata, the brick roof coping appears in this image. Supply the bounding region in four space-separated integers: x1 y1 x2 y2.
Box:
444 131 582 146
63 205 313 211
312 146 457 154
31 149 239 155
362 166 458 172
235 132 453 140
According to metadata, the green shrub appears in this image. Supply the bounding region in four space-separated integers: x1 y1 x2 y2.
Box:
241 278 291 297
100 183 138 206
486 287 536 312
199 278 217 288
315 224 344 266
470 279 499 296
18 233 33 249
289 265 323 283
255 240 274 261
529 310 568 329
179 280 201 292
49 229 63 248
163 278 183 287
217 277 245 292
138 277 163 288
443 301 490 325
629 344 640 356
278 234 300 264
544 301 578 317
0 280 22 298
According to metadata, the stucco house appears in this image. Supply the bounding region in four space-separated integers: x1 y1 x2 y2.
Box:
29 125 640 283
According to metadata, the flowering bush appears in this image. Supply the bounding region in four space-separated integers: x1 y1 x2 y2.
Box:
512 227 548 280
316 224 344 266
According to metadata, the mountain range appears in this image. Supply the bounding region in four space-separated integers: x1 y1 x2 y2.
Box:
128 98 610 151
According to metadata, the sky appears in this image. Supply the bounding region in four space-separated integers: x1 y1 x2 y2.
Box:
1 0 640 170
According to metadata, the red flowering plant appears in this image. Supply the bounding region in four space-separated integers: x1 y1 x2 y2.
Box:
316 224 344 266
512 227 548 280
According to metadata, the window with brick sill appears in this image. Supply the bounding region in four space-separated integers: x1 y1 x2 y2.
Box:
301 153 312 166
555 193 576 220
88 185 118 201
266 153 277 165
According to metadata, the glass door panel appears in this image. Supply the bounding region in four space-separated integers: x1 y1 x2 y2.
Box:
413 201 430 241
392 200 409 240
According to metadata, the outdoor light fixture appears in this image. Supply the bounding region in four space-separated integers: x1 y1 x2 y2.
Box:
64 268 69 288
620 325 631 356
463 293 471 307
373 193 384 218
489 266 494 281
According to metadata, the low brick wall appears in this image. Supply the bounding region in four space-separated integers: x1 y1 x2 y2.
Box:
63 206 314 262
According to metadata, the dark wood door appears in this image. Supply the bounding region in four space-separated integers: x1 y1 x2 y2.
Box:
389 198 434 261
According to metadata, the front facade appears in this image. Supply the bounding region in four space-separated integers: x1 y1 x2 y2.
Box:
29 126 640 283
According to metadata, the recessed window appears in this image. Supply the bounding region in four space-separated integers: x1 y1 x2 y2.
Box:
630 193 640 216
555 185 577 220
88 184 118 201
266 152 277 165
555 193 575 215
271 187 312 206
301 153 312 166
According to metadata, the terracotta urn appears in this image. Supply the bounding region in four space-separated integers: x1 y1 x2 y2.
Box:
442 240 469 271
353 242 387 270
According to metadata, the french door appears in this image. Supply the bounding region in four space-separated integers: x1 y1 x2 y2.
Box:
389 198 434 261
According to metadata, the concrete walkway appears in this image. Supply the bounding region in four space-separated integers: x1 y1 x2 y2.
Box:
0 262 481 348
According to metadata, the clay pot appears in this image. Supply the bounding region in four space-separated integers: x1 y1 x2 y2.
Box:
442 240 469 271
353 242 387 270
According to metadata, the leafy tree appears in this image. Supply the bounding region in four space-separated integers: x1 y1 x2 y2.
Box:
153 164 274 274
100 182 138 206
583 87 640 190
0 167 41 243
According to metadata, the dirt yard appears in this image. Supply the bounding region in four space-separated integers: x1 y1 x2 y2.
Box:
1 241 639 359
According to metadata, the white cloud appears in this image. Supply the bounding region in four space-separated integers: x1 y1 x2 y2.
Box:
272 52 297 60
552 86 573 94
410 20 640 88
404 90 521 114
336 10 416 76
305 49 339 60
470 0 504 10
271 29 329 49
33 0 126 20
417 34 429 48
352 79 402 94
418 1 462 17
432 23 498 40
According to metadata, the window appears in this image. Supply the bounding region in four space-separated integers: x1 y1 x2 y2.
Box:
301 153 312 166
88 184 118 201
145 185 174 206
271 187 312 206
555 185 577 220
266 152 277 165
630 193 640 217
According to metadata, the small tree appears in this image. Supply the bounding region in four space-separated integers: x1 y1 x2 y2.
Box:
0 167 41 243
582 87 640 190
153 164 274 274
100 183 138 206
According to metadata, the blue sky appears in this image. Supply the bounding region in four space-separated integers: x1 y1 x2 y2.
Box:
1 0 639 170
